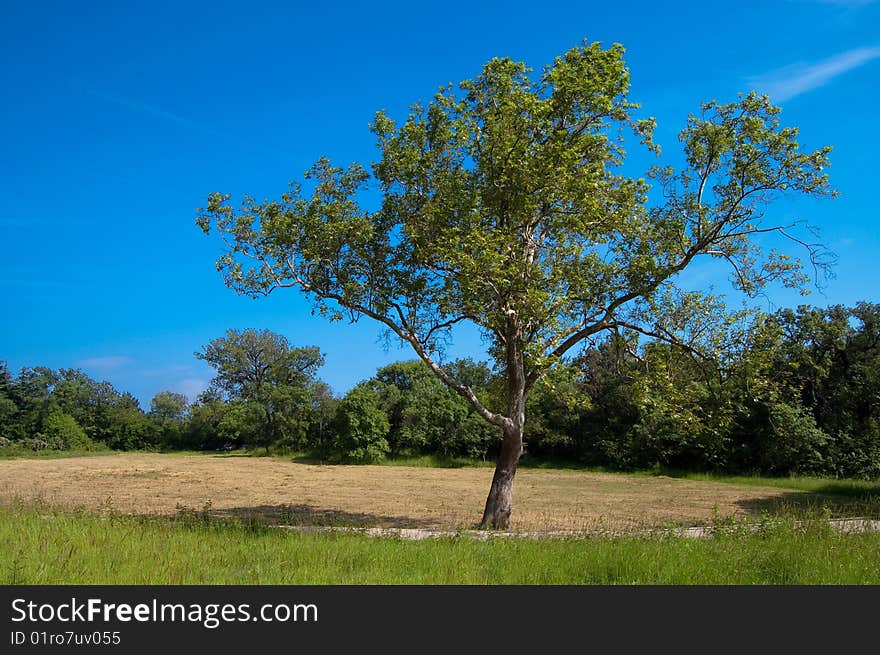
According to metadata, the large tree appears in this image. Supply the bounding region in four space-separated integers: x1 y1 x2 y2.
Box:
198 41 834 528
195 328 325 452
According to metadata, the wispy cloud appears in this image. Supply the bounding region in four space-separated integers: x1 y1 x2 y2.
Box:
170 378 209 402
77 356 133 370
749 46 880 102
140 364 195 378
67 79 226 137
66 79 287 157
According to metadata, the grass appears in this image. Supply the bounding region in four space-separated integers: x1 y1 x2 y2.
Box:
4 446 879 496
255 449 880 497
2 501 879 584
638 470 880 498
0 445 115 460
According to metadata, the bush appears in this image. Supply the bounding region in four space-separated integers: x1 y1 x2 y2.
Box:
44 410 94 450
332 385 390 463
19 436 49 451
753 402 829 475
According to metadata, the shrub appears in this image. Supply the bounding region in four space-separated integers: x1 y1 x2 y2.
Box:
20 436 50 451
755 402 829 475
332 385 390 463
44 410 94 450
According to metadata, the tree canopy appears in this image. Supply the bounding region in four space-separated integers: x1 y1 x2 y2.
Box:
195 328 326 452
198 41 836 527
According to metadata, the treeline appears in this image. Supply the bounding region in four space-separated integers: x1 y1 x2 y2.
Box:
2 303 879 478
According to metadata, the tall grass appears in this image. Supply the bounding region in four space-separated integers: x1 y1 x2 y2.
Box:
2 502 878 585
667 472 880 496
0 445 115 460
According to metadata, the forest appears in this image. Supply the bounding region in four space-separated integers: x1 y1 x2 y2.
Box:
3 301 878 479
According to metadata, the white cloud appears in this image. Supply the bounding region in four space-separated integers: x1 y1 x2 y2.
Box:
170 378 209 403
140 364 193 378
77 356 133 370
749 46 880 102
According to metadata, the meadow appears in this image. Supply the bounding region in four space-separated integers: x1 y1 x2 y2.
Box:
3 501 880 585
2 452 879 584
2 452 878 531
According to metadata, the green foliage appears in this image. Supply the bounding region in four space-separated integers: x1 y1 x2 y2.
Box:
369 360 500 459
148 391 189 447
524 365 588 458
44 410 94 450
2 297 878 478
332 385 390 463
195 329 323 401
752 402 829 475
103 406 160 451
150 391 188 420
181 396 230 451
195 328 327 452
199 40 835 475
0 365 164 451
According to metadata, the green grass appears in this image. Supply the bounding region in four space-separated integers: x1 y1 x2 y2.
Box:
640 470 880 498
2 502 879 584
0 445 115 460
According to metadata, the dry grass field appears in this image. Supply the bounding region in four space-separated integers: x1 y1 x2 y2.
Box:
0 453 847 532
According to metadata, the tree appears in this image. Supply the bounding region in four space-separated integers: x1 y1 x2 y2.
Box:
198 41 835 527
150 391 189 421
332 384 391 463
0 362 19 440
369 360 500 459
149 391 190 448
185 392 230 450
737 303 880 477
302 381 338 456
195 328 325 452
43 409 93 450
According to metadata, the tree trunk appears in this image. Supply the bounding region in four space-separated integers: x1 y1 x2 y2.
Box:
480 427 524 529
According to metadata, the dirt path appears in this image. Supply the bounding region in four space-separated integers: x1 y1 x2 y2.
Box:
0 453 844 531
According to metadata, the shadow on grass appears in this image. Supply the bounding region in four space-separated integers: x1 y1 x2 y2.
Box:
201 504 438 529
810 483 880 500
735 491 880 519
287 453 476 469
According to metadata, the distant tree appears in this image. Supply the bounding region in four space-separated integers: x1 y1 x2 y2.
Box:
560 336 645 468
43 409 93 450
736 303 880 477
105 405 159 450
0 362 18 439
370 360 499 458
51 369 136 445
185 393 230 450
148 391 190 448
199 41 835 527
9 367 57 438
195 328 325 452
332 384 390 463
150 391 189 421
523 362 588 459
305 381 338 455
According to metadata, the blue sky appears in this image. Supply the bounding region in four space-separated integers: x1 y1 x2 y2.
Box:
2 0 879 407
